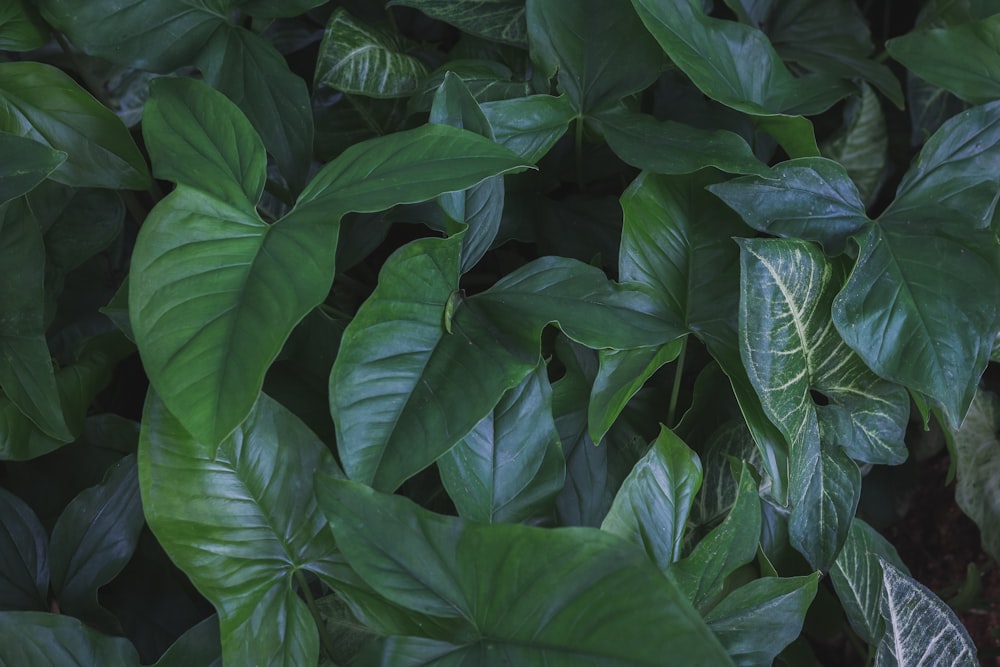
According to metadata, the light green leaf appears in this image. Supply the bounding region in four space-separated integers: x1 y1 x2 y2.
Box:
887 14 1000 106
947 389 1000 562
388 0 526 47
48 455 143 622
875 558 977 667
142 78 266 210
0 612 140 666
317 477 736 666
705 574 819 667
480 94 575 162
599 109 769 176
0 488 48 611
0 62 149 190
315 8 430 99
526 0 662 115
438 361 564 524
133 118 529 448
0 0 47 51
601 426 702 572
830 518 909 645
139 391 349 667
709 157 871 255
670 464 761 612
821 83 889 206
0 134 65 205
739 239 906 567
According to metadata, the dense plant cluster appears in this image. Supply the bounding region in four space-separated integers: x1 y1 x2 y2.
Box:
1 0 998 664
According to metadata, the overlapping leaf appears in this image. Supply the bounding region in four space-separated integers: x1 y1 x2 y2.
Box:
821 83 889 206
0 134 64 205
739 239 908 568
0 488 48 611
131 80 530 447
317 477 736 666
438 362 564 524
388 0 527 47
0 1 47 51
481 95 575 162
0 62 148 190
0 612 140 666
601 426 702 572
947 389 1000 561
139 392 350 666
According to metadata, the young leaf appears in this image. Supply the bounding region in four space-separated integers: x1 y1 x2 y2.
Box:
0 488 48 611
139 391 349 667
709 157 871 255
0 62 149 190
315 8 429 99
48 455 143 623
887 14 1000 105
438 361 565 524
0 612 140 666
830 518 909 645
947 389 1000 561
388 0 527 48
526 0 662 115
316 477 736 666
598 109 769 176
875 558 978 666
601 426 703 572
705 574 819 667
669 463 762 612
0 134 65 205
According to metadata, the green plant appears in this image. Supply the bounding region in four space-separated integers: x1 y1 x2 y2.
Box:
1 0 998 664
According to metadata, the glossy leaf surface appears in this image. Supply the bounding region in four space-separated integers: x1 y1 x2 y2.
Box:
0 612 140 666
317 477 735 666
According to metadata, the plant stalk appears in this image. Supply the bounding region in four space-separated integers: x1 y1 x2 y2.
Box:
574 116 586 192
294 569 340 666
666 337 687 427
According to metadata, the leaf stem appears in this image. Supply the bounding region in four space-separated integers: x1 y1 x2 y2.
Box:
574 116 586 191
666 337 687 427
294 569 340 666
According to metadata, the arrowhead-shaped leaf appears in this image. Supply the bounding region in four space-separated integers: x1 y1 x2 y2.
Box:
317 477 736 666
481 95 575 162
601 426 702 571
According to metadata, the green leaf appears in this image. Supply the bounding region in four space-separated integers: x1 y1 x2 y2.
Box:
0 62 149 190
480 94 574 162
132 122 529 449
0 201 71 441
430 73 504 273
0 488 48 611
0 0 47 51
821 83 889 206
588 343 682 444
739 239 906 568
48 455 143 622
142 78 266 210
38 0 311 192
0 134 65 205
669 463 762 612
526 0 662 115
0 332 134 460
887 14 1000 106
0 611 140 665
153 615 221 667
601 426 702 572
315 8 430 99
598 109 769 176
438 361 564 524
749 0 903 108
709 157 871 255
830 518 909 645
389 0 527 47
139 391 349 667
875 558 977 667
317 477 736 666
705 574 819 667
947 389 1000 562
234 0 327 18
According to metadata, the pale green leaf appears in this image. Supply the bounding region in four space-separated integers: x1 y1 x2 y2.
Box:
947 389 1000 561
821 83 889 206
